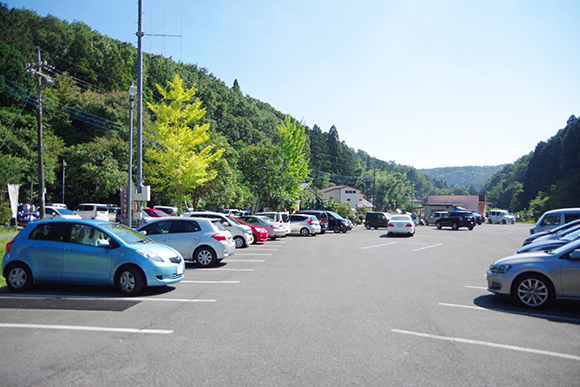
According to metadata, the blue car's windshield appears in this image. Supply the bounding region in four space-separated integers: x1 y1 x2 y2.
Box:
100 222 152 244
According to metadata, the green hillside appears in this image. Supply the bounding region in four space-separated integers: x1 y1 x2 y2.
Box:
418 165 506 193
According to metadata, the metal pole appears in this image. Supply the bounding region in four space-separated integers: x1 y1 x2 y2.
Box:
61 160 66 204
36 48 46 219
136 0 143 193
135 0 144 228
127 86 136 227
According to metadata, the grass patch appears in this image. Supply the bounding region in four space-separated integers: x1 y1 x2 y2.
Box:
0 239 7 288
0 229 16 289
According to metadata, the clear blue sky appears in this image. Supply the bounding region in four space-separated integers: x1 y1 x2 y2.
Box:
6 0 580 169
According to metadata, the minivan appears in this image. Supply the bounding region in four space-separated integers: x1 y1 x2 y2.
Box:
74 203 109 221
488 210 515 225
299 210 349 233
529 208 580 234
256 211 290 235
364 211 391 229
425 211 447 226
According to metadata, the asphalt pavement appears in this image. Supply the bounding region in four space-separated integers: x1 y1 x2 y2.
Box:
1 223 580 386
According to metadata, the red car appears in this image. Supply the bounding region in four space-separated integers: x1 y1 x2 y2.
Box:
144 208 170 218
232 216 268 243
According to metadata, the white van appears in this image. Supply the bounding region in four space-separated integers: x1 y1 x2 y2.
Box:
256 211 290 235
530 208 580 234
488 210 515 224
74 203 109 221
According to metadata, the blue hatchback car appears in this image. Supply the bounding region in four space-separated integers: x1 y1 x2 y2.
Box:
2 219 185 295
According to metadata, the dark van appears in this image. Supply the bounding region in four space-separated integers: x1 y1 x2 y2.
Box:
364 211 392 229
297 210 350 233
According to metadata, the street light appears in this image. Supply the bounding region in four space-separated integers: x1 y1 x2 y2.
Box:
127 84 137 227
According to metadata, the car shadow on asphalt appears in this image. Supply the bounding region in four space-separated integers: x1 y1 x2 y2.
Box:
473 294 580 325
379 233 414 238
185 261 228 270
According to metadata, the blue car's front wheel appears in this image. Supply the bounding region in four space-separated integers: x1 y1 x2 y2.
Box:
115 265 145 295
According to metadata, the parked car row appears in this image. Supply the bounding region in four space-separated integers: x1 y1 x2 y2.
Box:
486 208 580 308
1 207 348 297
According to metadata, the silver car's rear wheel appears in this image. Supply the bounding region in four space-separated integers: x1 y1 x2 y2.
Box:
195 247 217 267
514 274 552 308
300 227 310 236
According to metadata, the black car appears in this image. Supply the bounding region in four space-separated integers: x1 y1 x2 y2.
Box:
326 211 349 233
364 211 391 229
297 210 350 233
435 211 476 230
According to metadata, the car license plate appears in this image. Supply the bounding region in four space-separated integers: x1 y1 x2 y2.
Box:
176 264 184 275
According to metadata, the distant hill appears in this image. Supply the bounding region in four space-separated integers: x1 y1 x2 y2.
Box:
418 165 506 192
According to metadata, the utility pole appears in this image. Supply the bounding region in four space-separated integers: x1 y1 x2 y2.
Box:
25 48 54 219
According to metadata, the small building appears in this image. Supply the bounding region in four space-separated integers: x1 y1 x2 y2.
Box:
320 185 370 209
424 195 486 218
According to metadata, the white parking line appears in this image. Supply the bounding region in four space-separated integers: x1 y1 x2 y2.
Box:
232 254 272 256
439 302 486 311
392 329 580 362
200 268 255 272
226 260 266 262
0 295 215 303
181 281 240 284
439 302 580 324
412 243 443 252
0 323 173 334
361 242 399 250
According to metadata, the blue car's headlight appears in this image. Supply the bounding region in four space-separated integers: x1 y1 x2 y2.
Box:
136 249 164 262
489 264 511 273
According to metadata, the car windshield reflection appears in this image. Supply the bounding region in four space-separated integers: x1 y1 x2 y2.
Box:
100 222 152 244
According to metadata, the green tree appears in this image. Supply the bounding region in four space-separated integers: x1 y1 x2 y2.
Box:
277 115 311 199
145 74 224 206
238 142 293 213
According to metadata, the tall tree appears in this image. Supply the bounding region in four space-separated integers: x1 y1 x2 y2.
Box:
145 74 224 206
277 115 311 199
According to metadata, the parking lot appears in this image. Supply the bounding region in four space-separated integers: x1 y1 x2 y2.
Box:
1 223 580 386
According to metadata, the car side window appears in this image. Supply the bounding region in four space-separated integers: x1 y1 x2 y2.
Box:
142 221 171 235
542 214 561 226
70 224 110 247
171 220 201 233
565 214 580 223
29 222 69 242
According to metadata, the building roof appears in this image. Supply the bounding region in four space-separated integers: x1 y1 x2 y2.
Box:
356 197 373 209
320 185 360 193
